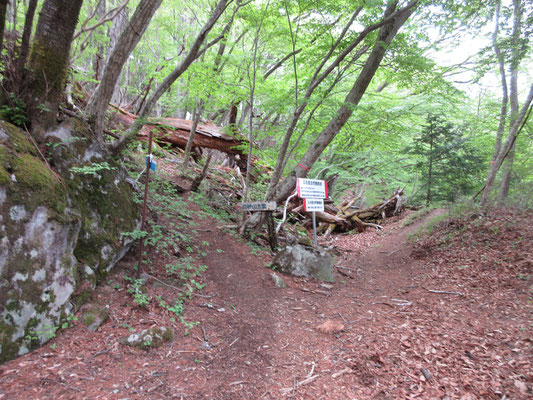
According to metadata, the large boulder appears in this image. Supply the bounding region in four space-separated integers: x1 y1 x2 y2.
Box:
271 243 335 283
0 119 139 362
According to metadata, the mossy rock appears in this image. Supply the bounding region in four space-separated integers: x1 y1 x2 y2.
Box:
0 121 67 216
119 326 174 350
297 236 313 247
271 244 335 283
0 121 36 155
0 118 140 363
82 307 109 332
0 166 10 185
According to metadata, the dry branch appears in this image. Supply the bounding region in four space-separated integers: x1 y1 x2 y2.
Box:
299 187 405 236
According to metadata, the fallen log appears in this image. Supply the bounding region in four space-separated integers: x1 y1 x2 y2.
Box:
110 105 249 167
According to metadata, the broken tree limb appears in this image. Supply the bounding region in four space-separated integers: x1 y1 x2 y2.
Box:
323 195 362 238
363 222 383 230
422 286 464 296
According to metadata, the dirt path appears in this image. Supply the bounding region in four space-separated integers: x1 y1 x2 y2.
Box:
1 208 531 399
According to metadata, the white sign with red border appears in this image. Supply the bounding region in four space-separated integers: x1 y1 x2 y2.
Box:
304 198 324 212
296 178 328 199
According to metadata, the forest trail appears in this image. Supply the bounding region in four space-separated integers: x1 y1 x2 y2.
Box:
1 206 531 399
183 208 449 399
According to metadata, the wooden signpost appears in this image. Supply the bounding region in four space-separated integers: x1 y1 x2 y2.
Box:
297 178 328 246
238 201 278 250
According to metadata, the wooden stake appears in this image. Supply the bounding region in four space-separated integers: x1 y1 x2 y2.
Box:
137 130 153 277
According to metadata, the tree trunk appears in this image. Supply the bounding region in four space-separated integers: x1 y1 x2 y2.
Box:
270 2 417 202
183 100 204 167
498 143 515 203
497 0 521 204
29 0 84 140
85 0 162 143
426 137 433 206
480 0 530 207
0 0 7 55
15 0 38 74
480 84 533 206
93 0 107 82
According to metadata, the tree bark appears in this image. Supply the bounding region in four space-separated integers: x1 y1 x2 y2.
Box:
497 0 521 204
85 0 162 143
498 142 515 203
15 0 37 75
183 100 204 167
270 2 417 202
426 138 433 207
480 84 533 206
0 0 7 53
29 0 84 140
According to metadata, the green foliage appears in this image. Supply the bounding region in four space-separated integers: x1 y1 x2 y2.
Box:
0 93 28 127
125 276 151 308
120 158 210 331
406 114 484 205
24 313 78 344
165 257 207 281
121 229 149 240
70 162 116 177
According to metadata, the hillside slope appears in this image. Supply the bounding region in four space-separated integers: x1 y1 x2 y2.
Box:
0 165 531 399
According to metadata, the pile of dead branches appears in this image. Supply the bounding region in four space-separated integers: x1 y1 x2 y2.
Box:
284 188 404 237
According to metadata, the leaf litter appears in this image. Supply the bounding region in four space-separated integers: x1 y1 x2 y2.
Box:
0 166 531 399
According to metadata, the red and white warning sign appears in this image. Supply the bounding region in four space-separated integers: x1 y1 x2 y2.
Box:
296 178 328 199
304 198 324 212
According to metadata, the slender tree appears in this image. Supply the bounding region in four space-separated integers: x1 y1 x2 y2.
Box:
480 0 532 206
85 0 162 143
0 0 8 54
264 0 418 201
15 0 38 74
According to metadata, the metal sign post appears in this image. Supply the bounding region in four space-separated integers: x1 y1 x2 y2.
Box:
312 211 317 247
297 178 327 247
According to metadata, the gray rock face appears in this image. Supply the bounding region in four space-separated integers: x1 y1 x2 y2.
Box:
271 244 335 283
0 119 140 362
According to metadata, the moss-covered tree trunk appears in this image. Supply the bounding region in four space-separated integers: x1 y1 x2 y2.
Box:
28 0 83 140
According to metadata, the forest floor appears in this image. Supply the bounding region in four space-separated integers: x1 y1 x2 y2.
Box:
0 167 532 400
